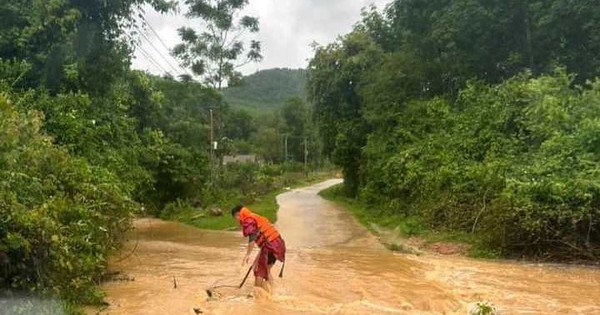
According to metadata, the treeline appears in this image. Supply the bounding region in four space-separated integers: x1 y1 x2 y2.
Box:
224 96 321 165
308 0 600 259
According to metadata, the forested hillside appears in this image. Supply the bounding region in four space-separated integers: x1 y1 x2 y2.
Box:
308 1 600 260
223 68 307 112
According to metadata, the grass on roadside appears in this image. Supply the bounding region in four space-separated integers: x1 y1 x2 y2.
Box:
161 189 281 230
319 183 499 258
164 172 335 231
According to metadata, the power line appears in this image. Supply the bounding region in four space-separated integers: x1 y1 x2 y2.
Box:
125 31 173 76
136 28 183 76
132 38 170 75
139 32 179 75
142 16 173 57
140 16 197 79
139 45 170 75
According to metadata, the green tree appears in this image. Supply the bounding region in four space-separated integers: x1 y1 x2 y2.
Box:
281 97 308 162
253 127 281 162
384 0 600 87
150 75 223 149
173 0 262 89
307 32 384 196
224 108 257 141
251 111 284 162
0 0 175 94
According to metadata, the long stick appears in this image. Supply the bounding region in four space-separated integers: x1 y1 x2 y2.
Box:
206 257 256 296
238 264 253 288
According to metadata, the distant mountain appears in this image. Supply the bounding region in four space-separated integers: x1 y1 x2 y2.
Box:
222 68 307 113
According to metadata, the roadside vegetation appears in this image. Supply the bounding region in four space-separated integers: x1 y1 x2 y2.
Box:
320 184 498 258
0 0 320 313
162 166 334 230
308 1 600 261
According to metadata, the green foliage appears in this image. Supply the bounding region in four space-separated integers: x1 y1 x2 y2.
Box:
319 184 395 234
20 82 155 199
216 164 285 204
0 32 219 310
150 75 222 149
217 69 319 165
0 0 300 310
0 0 175 94
161 169 335 230
308 32 385 196
173 0 262 89
157 163 283 229
322 70 600 259
308 1 600 259
281 97 311 162
384 0 600 86
146 143 209 210
223 109 256 141
0 87 134 304
320 184 499 259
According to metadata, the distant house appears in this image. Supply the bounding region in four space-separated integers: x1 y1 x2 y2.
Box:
222 154 260 165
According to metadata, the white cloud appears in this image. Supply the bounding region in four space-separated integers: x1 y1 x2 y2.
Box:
131 0 391 77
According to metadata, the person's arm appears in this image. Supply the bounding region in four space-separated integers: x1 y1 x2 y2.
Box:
243 239 256 265
241 219 258 265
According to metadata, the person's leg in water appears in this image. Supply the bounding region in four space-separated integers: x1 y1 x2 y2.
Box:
253 247 269 290
253 251 276 292
254 276 271 293
254 275 265 287
263 238 285 292
266 252 276 289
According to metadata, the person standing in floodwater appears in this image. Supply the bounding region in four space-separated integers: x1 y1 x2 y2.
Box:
231 205 286 291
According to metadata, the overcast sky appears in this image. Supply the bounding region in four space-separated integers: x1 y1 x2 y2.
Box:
132 0 390 77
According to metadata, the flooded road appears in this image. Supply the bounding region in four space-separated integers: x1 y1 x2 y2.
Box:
93 179 600 314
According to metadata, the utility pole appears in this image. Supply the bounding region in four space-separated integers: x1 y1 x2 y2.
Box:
210 109 214 185
284 134 288 163
304 137 308 177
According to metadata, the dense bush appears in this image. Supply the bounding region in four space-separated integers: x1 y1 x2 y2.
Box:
1 51 313 307
309 0 600 259
0 88 134 303
0 62 215 308
218 163 285 202
359 71 600 258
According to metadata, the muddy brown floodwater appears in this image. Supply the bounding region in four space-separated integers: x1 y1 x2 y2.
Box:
90 179 600 315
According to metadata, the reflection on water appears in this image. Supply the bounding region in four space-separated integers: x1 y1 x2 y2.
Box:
91 179 600 315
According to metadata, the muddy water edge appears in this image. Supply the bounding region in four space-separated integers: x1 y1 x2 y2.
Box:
89 179 600 315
